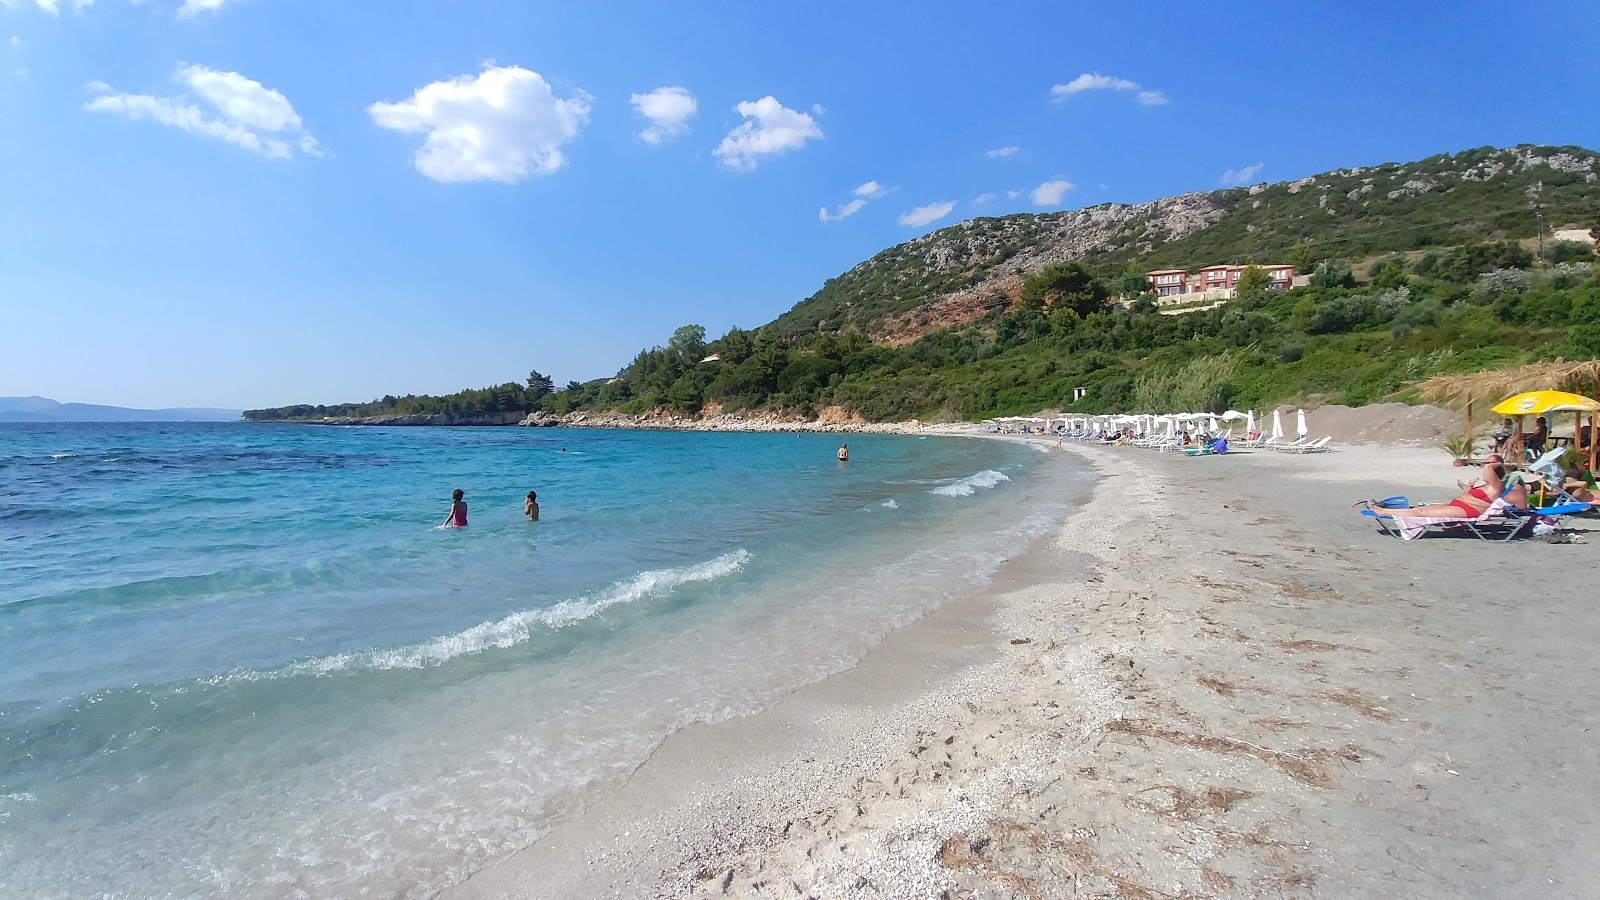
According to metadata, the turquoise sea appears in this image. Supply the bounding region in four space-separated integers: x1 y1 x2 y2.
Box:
0 423 1084 898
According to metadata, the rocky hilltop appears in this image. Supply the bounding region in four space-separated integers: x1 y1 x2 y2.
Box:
769 144 1599 345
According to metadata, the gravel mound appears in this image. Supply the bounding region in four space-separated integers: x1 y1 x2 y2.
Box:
1278 402 1458 447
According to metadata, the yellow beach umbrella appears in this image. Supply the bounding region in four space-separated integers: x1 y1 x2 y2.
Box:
1490 390 1600 415
1491 391 1600 472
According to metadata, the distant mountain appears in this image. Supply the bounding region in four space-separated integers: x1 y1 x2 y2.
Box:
0 396 241 423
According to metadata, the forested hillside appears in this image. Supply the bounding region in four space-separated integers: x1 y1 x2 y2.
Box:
244 144 1600 424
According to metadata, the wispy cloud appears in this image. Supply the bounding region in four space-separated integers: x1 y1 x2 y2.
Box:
713 96 822 171
973 192 997 205
1029 179 1073 206
177 0 244 18
369 65 590 183
1050 72 1168 107
819 198 866 222
1219 162 1265 186
897 200 955 228
84 64 320 158
984 145 1020 158
630 85 696 145
820 180 887 221
3 0 92 16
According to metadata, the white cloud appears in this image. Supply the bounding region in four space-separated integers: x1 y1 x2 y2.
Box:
984 145 1020 158
820 180 886 222
898 200 955 228
1220 161 1265 186
369 65 590 183
1006 189 1022 200
84 63 319 158
2 0 87 14
819 198 866 222
9 35 20 48
177 0 241 17
712 96 822 171
630 85 696 145
812 103 825 116
1050 72 1167 107
973 192 996 205
1029 179 1073 206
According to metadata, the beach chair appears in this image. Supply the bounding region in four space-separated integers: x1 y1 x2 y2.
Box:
1281 436 1332 455
1358 498 1533 541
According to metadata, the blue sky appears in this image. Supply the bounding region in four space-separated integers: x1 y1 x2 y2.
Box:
2 0 1598 409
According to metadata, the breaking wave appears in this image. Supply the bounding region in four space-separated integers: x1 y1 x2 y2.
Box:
213 550 752 682
930 469 1011 497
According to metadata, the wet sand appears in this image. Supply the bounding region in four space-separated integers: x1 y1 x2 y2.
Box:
447 440 1600 899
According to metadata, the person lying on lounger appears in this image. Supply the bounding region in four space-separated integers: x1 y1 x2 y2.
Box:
1381 454 1528 518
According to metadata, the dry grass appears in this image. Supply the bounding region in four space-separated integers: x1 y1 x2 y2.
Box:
1200 866 1235 890
1103 719 1369 788
937 833 1042 900
1276 638 1371 654
1267 579 1353 603
985 819 1181 900
1251 717 1312 733
1312 688 1394 721
1132 784 1257 822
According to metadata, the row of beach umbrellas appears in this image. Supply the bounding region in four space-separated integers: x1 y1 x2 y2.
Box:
1050 409 1309 440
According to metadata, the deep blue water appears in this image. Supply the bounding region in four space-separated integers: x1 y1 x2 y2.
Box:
0 422 1083 898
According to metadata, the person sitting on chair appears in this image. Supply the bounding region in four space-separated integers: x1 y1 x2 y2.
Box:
1527 417 1550 457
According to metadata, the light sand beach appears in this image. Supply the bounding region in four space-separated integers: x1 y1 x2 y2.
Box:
448 438 1600 899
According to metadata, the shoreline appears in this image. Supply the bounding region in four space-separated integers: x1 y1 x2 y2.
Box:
444 435 1094 899
445 439 1600 898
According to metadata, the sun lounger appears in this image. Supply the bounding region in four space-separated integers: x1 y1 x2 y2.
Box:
1359 498 1525 540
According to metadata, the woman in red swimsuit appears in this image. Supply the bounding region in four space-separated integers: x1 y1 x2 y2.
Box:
1383 455 1526 519
440 488 468 528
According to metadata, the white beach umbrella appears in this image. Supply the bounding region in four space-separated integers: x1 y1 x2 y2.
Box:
1247 410 1256 434
1271 409 1283 441
1209 415 1221 433
1296 408 1308 438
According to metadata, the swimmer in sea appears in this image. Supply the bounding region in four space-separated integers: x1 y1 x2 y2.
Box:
441 488 468 528
837 442 849 462
524 490 540 521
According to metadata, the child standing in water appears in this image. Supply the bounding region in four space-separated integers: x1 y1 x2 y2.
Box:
441 488 468 528
524 490 540 521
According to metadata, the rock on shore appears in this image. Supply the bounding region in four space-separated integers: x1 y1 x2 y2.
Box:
518 409 966 435
315 411 527 426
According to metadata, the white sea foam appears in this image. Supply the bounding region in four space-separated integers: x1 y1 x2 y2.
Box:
214 550 752 682
930 469 1011 497
881 499 899 509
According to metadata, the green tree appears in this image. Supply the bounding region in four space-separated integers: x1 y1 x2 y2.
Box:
1235 265 1271 295
1116 270 1151 298
668 324 708 362
1020 261 1109 319
1286 241 1317 274
1371 260 1411 290
527 370 555 399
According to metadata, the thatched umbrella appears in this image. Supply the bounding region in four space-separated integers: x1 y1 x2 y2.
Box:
1416 360 1600 469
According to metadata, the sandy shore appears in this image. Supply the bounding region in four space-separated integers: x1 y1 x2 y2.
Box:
446 439 1600 899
